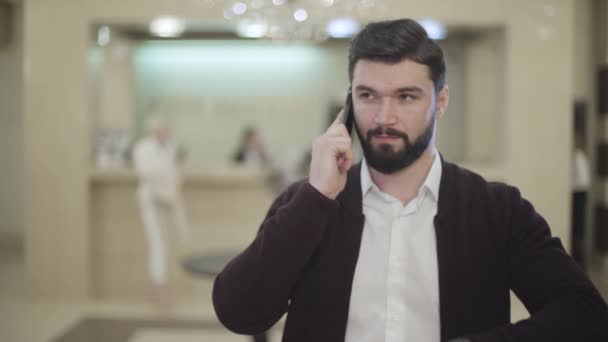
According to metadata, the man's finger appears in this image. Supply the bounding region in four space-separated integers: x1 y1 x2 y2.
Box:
326 121 351 138
331 141 353 156
337 147 354 173
326 136 352 146
329 109 345 129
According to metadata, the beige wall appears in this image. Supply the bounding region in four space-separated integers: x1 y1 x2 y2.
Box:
24 1 90 297
435 36 468 162
98 30 135 131
24 0 578 297
464 29 504 162
0 3 23 236
502 0 573 245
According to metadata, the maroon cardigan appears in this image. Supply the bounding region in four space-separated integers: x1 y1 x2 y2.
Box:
213 160 608 341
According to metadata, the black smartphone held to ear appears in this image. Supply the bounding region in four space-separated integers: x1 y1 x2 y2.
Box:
343 87 355 136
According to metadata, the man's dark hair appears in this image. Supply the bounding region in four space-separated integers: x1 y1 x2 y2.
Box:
348 18 447 93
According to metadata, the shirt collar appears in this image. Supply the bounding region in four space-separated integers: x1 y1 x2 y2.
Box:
360 149 442 203
424 150 442 202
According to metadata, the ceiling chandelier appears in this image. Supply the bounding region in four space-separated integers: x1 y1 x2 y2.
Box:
221 0 386 40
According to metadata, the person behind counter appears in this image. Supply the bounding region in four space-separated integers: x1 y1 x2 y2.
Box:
233 127 270 169
133 114 190 307
212 18 608 341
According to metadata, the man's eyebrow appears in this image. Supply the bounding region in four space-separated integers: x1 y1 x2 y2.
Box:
353 85 424 94
354 85 376 92
395 86 424 94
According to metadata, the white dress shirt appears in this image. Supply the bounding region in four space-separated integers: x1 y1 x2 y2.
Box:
345 151 442 342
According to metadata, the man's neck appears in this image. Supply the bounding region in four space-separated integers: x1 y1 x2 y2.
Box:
368 147 437 205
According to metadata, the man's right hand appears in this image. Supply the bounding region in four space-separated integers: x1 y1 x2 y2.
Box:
309 110 354 199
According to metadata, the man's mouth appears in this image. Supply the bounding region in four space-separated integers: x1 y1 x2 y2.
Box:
372 134 400 142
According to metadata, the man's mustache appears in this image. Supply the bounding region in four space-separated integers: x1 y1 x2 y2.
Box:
367 127 409 141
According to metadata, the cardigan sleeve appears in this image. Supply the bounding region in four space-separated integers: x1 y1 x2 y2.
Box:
212 181 339 335
466 186 608 342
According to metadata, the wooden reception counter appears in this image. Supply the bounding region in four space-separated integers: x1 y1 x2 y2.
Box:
89 166 276 300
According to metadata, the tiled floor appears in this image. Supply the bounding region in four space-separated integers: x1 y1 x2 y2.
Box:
0 250 279 342
0 250 606 342
51 317 230 342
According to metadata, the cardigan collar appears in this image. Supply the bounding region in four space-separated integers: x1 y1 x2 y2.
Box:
338 153 458 225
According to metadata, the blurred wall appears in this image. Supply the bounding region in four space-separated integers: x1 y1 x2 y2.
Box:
23 0 579 297
0 3 23 237
436 36 468 163
132 40 350 167
128 38 487 167
98 31 135 131
463 29 505 162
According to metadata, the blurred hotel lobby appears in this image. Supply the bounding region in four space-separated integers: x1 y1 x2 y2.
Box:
1 0 608 341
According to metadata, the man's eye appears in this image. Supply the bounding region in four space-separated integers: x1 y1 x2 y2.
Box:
359 92 374 99
399 94 416 101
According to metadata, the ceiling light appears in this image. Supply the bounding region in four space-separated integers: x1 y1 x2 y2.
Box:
149 17 186 38
232 2 248 15
418 19 446 40
223 0 384 40
293 8 308 22
326 17 359 38
236 19 269 38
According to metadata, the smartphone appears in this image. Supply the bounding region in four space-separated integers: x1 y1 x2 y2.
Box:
343 87 355 135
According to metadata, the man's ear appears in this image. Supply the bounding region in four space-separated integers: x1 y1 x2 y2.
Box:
436 85 449 120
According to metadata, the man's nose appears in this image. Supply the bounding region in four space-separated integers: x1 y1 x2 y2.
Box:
373 97 397 126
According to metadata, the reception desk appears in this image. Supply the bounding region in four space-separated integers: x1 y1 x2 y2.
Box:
89 166 276 300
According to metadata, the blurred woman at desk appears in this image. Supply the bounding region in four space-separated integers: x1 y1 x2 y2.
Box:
233 127 270 170
133 114 190 307
233 127 289 195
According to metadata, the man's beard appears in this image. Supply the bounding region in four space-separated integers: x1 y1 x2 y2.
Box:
356 115 435 174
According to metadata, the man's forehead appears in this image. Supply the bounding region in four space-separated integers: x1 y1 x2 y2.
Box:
352 58 433 89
